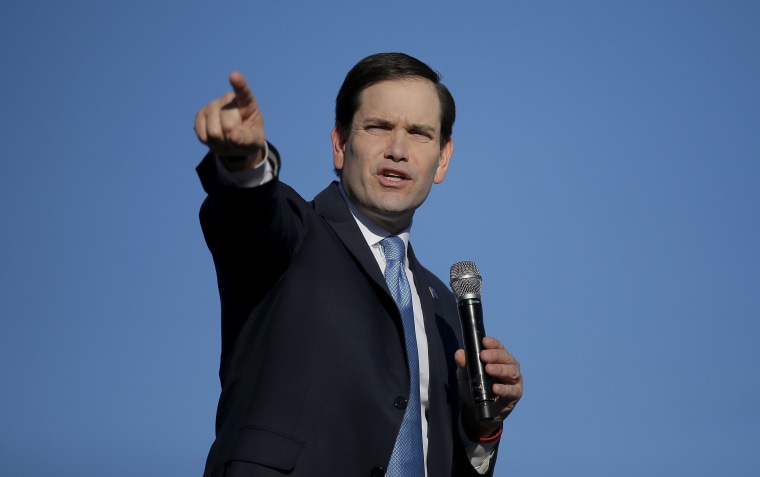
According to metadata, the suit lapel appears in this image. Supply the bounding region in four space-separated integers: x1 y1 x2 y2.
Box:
408 244 448 393
312 182 388 292
408 244 436 331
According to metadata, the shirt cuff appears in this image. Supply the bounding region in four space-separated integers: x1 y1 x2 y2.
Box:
458 413 500 474
214 142 274 188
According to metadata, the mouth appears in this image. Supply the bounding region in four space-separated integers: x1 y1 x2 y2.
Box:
378 167 410 183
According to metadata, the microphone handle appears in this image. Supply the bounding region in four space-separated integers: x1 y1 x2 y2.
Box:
458 297 495 421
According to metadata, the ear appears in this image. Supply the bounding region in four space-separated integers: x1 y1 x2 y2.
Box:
433 137 453 184
331 125 346 172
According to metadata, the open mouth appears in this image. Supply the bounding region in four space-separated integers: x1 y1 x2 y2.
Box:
379 168 409 182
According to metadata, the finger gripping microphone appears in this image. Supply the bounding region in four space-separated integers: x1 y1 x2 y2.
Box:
450 261 495 421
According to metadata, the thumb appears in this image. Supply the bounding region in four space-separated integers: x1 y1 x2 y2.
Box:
454 349 467 369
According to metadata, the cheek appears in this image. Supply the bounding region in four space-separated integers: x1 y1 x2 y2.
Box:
425 154 443 178
352 135 385 158
345 145 361 170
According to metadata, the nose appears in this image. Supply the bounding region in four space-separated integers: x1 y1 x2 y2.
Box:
384 129 408 162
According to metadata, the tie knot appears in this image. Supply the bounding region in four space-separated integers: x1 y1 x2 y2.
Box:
381 236 405 262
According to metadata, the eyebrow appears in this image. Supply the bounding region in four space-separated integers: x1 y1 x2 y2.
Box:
362 117 438 135
361 117 394 128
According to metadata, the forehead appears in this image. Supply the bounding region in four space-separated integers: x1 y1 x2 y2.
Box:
355 79 441 127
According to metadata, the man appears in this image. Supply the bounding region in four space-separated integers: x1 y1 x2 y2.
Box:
194 53 522 477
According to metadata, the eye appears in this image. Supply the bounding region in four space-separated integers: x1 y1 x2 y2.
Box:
409 130 434 142
365 124 391 135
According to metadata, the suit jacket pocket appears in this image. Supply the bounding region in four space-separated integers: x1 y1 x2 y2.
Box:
224 427 305 475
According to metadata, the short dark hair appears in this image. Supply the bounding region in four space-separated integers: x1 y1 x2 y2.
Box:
335 52 456 147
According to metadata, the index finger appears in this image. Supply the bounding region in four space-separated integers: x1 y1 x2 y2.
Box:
228 71 257 115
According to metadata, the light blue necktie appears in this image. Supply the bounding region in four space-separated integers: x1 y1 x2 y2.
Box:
382 236 425 477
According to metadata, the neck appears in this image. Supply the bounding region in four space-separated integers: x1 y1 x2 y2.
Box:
337 183 413 236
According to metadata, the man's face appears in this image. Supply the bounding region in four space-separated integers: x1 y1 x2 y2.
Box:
331 79 453 233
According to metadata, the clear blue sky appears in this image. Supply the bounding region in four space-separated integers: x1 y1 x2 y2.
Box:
1 1 759 476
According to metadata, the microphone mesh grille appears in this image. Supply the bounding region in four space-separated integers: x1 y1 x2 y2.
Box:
449 261 482 297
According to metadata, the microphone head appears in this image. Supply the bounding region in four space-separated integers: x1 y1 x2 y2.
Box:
450 261 482 298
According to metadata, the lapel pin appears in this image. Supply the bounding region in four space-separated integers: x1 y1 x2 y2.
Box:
429 287 438 299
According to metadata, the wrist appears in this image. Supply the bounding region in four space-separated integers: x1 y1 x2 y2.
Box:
219 143 267 172
461 410 503 443
467 424 502 443
464 422 503 443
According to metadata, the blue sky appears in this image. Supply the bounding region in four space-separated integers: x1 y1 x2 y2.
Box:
1 1 758 476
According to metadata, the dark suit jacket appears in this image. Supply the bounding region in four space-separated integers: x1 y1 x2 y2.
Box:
197 147 498 477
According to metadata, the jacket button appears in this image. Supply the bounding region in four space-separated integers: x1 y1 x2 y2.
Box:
370 466 385 476
394 396 408 409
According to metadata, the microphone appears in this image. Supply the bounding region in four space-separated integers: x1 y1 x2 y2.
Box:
450 261 495 421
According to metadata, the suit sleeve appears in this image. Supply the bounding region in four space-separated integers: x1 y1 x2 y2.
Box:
196 144 304 366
